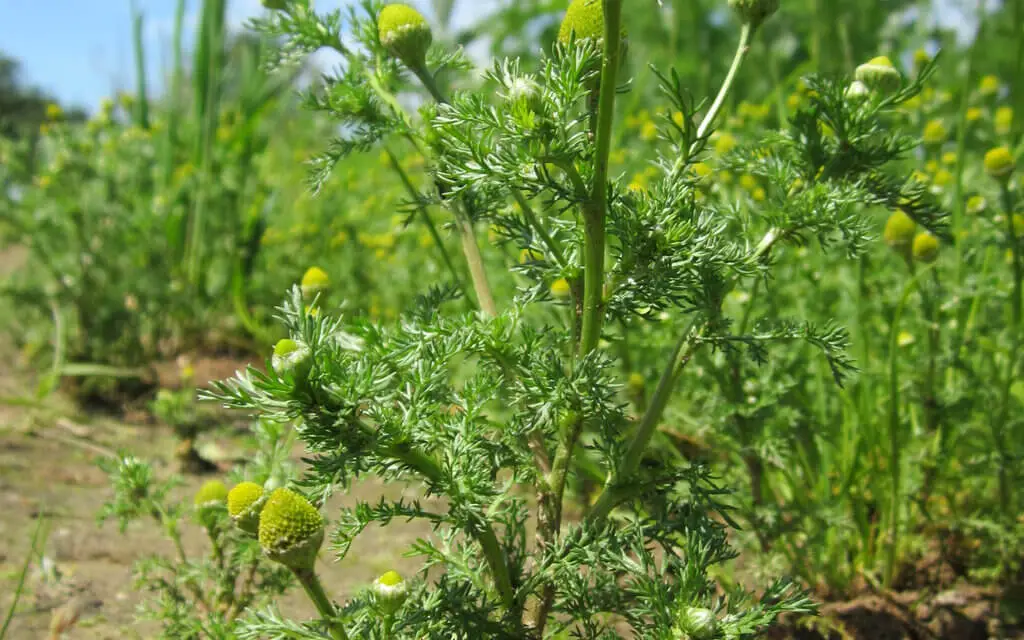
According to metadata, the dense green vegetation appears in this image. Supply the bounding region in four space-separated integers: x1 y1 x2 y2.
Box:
1 0 1022 637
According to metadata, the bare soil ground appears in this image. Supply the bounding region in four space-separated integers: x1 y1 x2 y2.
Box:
0 367 434 639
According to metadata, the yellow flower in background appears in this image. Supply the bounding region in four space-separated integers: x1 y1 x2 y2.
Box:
640 120 658 141
925 160 939 173
418 231 433 248
984 146 1016 180
752 187 767 202
966 195 987 215
941 151 957 166
719 170 734 185
965 107 983 123
45 103 63 120
902 95 922 111
922 119 947 146
913 49 930 67
739 174 758 191
672 111 685 127
787 93 802 111
979 75 1000 97
897 331 915 347
714 132 737 155
995 106 1013 135
691 162 712 180
932 169 953 188
35 175 53 189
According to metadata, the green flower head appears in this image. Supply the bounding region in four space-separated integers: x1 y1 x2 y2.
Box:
228 481 266 535
558 0 626 50
855 56 902 95
984 146 1016 181
301 266 329 298
194 480 228 507
374 570 409 615
258 488 325 570
378 4 433 70
674 606 717 640
912 232 940 264
883 210 917 252
272 338 312 379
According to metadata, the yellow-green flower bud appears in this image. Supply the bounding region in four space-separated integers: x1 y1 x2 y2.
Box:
922 119 947 147
551 278 572 299
272 338 312 379
674 606 717 639
378 4 433 70
194 480 228 507
979 75 1000 97
884 210 917 252
855 56 901 94
194 480 228 527
912 232 940 263
966 195 987 215
374 570 408 615
984 146 1016 181
301 266 329 298
844 80 870 103
228 481 266 535
728 0 780 29
559 0 605 44
258 488 325 570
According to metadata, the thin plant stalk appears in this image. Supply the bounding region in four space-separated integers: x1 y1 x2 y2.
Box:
292 567 348 640
0 516 46 638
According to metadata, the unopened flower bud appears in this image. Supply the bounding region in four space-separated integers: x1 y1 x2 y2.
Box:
301 266 329 298
912 232 940 263
728 0 780 29
228 481 266 535
551 278 572 299
984 146 1016 181
558 0 627 51
374 570 408 615
883 210 917 253
855 56 902 94
194 480 228 526
844 80 870 103
378 4 433 70
258 488 325 570
272 338 312 379
674 606 717 639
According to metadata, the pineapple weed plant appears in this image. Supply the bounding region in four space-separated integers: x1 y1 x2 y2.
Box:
92 0 978 636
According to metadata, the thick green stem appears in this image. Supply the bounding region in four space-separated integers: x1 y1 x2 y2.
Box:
579 0 624 356
293 567 347 640
588 318 702 522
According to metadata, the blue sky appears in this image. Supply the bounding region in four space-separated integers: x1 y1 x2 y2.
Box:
0 0 977 112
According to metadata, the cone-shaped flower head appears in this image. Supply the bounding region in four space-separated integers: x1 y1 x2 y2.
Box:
922 119 947 147
559 0 604 44
378 4 433 70
228 481 266 535
674 606 717 639
301 266 329 298
883 210 917 252
912 232 940 263
194 480 228 527
984 146 1016 181
374 570 408 615
258 488 325 570
272 338 312 378
728 0 780 29
855 56 901 94
551 278 572 299
194 480 228 507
